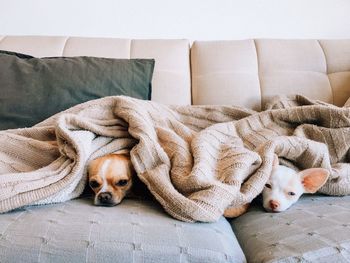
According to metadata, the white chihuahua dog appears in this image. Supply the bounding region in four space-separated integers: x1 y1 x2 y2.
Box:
262 155 329 212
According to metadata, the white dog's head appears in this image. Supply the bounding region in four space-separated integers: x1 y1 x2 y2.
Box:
262 155 329 212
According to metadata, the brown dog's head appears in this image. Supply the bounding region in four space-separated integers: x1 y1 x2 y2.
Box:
88 154 134 206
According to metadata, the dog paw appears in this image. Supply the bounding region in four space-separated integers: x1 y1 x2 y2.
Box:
224 203 250 218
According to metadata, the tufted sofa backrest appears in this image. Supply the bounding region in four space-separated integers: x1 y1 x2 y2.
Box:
1 36 350 110
0 36 191 105
191 39 350 110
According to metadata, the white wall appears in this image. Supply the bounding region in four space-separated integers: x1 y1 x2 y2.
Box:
1 0 350 40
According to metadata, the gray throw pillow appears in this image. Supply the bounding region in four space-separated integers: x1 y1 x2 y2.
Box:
0 50 154 130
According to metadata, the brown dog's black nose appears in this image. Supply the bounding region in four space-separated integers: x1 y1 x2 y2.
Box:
98 192 112 203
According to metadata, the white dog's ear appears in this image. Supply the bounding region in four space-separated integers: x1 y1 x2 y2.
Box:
272 154 279 168
299 168 329 193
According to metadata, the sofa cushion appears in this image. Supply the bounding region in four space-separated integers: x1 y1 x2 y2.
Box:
0 197 246 263
191 39 350 110
0 50 155 130
231 195 350 263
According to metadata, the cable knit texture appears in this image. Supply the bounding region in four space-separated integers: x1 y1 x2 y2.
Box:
1 95 350 222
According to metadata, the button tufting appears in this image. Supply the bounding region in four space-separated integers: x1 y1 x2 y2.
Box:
180 247 189 254
298 256 305 262
336 246 344 253
133 243 142 250
87 241 95 248
307 232 316 236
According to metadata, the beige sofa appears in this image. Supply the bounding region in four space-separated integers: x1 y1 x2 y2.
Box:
1 36 350 262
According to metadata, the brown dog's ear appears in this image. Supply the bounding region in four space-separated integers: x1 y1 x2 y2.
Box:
273 154 279 168
299 168 329 193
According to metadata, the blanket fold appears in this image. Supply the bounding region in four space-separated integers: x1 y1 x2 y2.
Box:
1 95 350 222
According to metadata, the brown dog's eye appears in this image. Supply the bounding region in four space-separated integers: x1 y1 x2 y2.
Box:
116 180 128 186
89 180 100 188
265 183 272 189
288 192 296 196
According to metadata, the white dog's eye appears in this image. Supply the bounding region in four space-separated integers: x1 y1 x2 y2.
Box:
288 192 296 196
265 183 272 189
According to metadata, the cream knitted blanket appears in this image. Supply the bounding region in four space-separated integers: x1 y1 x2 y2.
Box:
1 95 350 222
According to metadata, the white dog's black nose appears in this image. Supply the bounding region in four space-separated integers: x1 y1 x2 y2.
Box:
98 192 112 203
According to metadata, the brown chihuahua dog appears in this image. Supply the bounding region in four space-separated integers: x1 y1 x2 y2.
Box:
88 153 135 206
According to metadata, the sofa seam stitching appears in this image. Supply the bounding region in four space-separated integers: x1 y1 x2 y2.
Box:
0 36 6 44
61 37 70 56
317 40 334 104
129 39 133 59
253 39 263 111
189 41 194 105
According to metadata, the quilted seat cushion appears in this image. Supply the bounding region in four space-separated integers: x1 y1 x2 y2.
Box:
231 195 350 263
0 197 245 263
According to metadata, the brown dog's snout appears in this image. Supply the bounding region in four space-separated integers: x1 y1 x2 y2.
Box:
98 192 112 203
269 200 280 210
